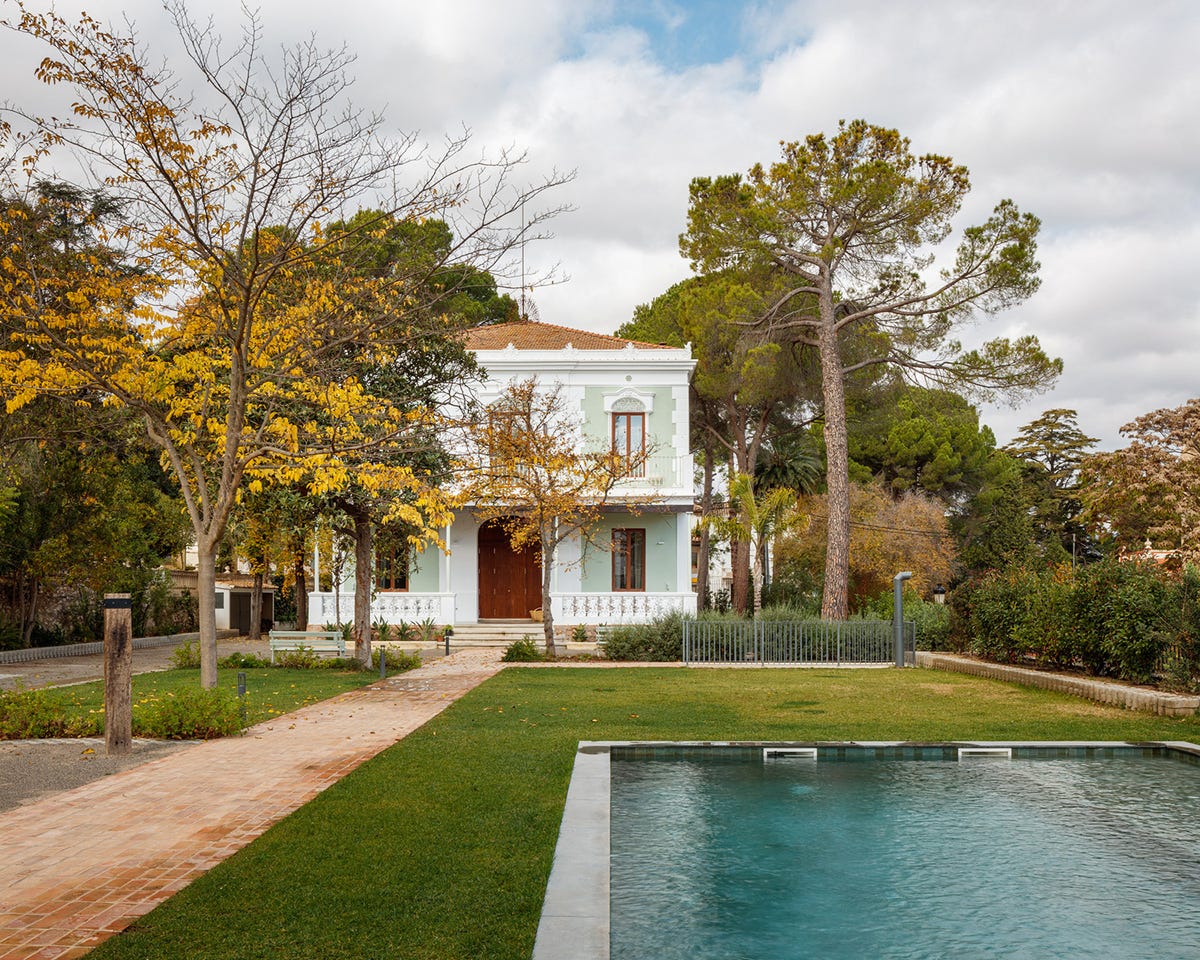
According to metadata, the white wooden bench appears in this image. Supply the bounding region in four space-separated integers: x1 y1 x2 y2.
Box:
268 630 346 663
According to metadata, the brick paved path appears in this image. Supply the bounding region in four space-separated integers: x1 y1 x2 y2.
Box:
0 649 504 960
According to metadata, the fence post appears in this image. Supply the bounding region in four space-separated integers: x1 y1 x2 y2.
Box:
893 572 912 668
682 620 690 665
103 593 133 756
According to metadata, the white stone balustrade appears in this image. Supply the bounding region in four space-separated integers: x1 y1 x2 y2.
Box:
550 592 697 624
312 593 455 625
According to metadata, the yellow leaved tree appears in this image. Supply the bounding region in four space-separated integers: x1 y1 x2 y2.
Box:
455 379 653 656
0 4 564 685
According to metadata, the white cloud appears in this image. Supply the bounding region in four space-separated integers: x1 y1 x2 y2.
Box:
3 0 1197 447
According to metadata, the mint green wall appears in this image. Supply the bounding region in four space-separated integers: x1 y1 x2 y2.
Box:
579 513 680 593
581 386 675 452
408 542 441 592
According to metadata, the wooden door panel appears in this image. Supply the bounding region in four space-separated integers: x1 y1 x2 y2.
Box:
478 521 541 618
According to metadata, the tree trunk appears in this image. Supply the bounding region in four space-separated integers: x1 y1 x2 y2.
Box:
293 549 308 630
751 558 763 618
196 540 219 689
20 577 38 648
730 537 750 614
352 507 373 664
696 444 714 610
248 571 263 642
541 533 557 657
818 290 851 621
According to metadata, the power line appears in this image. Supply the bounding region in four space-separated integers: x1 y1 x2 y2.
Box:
804 512 955 541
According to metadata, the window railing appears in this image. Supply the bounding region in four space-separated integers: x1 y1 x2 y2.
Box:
612 454 692 490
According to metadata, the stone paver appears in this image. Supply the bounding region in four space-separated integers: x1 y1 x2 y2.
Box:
0 648 504 960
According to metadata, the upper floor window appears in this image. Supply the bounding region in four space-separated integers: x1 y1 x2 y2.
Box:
611 398 645 477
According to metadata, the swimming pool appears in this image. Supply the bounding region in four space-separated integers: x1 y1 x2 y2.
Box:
533 742 1200 960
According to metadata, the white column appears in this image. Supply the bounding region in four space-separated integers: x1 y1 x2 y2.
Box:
312 532 321 592
676 510 692 599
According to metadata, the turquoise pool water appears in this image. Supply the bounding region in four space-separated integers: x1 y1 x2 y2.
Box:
610 748 1200 959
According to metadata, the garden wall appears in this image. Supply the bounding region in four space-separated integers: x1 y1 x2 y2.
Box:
917 651 1200 717
0 629 240 665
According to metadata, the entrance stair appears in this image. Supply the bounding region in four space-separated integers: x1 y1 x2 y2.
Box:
447 621 544 647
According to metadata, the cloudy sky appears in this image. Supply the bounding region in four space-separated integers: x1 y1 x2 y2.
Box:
3 0 1197 449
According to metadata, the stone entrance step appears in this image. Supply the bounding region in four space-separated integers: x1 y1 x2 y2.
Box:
446 622 544 645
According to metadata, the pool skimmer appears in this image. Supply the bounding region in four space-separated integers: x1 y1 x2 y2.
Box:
763 747 819 761
958 746 1013 760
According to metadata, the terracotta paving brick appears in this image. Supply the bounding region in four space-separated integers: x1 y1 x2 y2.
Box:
0 649 503 960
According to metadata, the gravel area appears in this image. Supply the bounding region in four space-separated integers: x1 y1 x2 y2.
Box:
0 637 265 814
0 738 196 812
0 636 453 815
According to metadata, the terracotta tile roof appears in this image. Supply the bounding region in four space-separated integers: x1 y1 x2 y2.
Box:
462 321 676 351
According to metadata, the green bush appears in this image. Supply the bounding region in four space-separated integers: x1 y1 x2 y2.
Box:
171 638 202 669
0 686 100 738
128 569 198 637
133 687 243 739
951 559 1194 687
957 568 1030 663
756 603 821 623
1106 566 1169 683
370 647 423 673
59 588 103 644
275 645 322 669
501 637 546 662
602 611 686 661
1161 566 1200 692
218 651 273 669
857 591 952 652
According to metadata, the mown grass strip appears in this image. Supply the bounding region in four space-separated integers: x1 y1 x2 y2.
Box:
33 667 380 731
88 667 1200 959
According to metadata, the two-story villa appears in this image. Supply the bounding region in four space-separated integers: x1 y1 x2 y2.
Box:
308 321 697 628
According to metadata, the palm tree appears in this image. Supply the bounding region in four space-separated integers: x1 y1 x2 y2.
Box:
706 473 805 616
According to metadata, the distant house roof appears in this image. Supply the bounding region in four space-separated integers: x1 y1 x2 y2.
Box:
462 320 676 351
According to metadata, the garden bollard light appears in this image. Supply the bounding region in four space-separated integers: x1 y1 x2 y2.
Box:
444 625 453 658
380 647 387 680
237 671 247 725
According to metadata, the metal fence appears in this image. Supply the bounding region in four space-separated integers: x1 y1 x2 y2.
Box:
682 619 915 665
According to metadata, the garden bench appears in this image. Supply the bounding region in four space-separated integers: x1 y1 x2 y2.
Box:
268 630 345 663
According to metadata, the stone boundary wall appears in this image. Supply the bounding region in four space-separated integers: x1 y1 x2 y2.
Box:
0 629 240 666
916 651 1200 717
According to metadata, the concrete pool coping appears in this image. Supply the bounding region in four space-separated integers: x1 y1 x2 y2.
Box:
531 739 1200 960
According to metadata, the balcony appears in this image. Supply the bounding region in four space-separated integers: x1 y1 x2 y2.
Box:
611 454 693 497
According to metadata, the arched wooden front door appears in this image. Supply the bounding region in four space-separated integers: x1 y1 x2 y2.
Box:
477 520 542 619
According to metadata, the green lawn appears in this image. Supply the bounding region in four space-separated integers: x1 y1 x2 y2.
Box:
90 667 1200 959
41 667 380 730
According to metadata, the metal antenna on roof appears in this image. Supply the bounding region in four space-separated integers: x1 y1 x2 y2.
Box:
520 200 527 320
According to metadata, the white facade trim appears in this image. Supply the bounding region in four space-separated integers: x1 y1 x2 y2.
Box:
602 386 656 413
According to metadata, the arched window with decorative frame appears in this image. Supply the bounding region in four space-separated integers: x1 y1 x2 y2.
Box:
610 397 646 477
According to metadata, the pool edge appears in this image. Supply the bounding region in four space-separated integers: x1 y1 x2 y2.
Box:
532 746 611 960
533 739 1200 960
